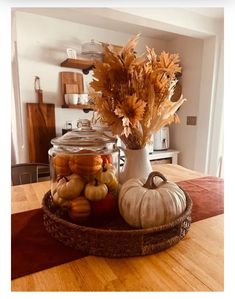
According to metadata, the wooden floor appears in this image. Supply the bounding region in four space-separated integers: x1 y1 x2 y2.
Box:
11 164 223 291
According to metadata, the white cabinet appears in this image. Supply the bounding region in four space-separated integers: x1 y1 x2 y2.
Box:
149 149 179 164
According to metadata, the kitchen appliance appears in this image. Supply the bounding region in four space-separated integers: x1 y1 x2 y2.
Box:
153 126 170 150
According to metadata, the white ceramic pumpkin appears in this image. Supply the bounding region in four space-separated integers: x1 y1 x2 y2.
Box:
118 171 187 228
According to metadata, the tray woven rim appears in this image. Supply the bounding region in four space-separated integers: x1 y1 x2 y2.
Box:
42 187 192 257
42 188 192 235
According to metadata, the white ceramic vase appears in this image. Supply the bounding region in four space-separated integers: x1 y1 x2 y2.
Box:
119 147 152 184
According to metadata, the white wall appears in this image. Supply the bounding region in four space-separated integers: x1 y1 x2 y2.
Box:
194 37 217 173
207 39 224 177
13 11 167 163
166 36 203 170
167 34 224 175
194 36 224 176
113 8 222 38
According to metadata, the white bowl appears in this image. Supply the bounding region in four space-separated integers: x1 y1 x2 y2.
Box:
64 94 78 105
77 93 88 104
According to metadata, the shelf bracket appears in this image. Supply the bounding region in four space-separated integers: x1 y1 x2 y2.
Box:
82 65 94 75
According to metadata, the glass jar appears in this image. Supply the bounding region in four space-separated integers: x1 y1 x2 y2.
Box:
81 39 103 60
48 119 120 223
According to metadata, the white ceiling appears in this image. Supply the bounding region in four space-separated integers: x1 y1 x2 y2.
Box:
13 7 181 40
185 8 224 19
13 7 223 40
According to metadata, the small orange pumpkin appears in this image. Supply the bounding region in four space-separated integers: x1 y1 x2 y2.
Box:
69 150 103 176
56 174 85 200
68 196 91 222
53 154 71 176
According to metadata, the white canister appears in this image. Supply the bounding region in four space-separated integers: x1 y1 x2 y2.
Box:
64 94 78 105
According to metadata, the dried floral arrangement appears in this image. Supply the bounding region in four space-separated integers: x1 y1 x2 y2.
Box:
90 34 186 150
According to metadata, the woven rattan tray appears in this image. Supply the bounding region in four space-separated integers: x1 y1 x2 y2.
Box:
42 190 192 257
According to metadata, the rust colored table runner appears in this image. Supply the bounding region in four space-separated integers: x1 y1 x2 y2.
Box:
11 176 224 280
178 176 224 222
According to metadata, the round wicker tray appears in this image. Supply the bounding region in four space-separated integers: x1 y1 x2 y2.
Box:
42 189 192 257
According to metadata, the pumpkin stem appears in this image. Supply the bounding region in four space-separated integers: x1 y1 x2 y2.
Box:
143 171 167 189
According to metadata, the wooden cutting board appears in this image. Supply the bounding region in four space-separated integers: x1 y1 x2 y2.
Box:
26 103 56 163
60 71 84 105
65 83 79 94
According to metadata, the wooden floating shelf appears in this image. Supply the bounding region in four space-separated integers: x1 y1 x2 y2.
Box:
61 103 94 110
60 58 94 71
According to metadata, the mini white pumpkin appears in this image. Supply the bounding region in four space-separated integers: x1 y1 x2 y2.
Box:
118 171 187 228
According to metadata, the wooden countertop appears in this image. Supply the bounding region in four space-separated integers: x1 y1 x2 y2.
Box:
11 164 223 291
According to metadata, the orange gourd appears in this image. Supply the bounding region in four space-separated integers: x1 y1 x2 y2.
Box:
96 163 118 191
69 150 103 176
68 196 91 222
53 154 71 176
56 174 85 200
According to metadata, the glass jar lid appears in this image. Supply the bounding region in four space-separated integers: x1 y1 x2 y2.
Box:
51 119 116 147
